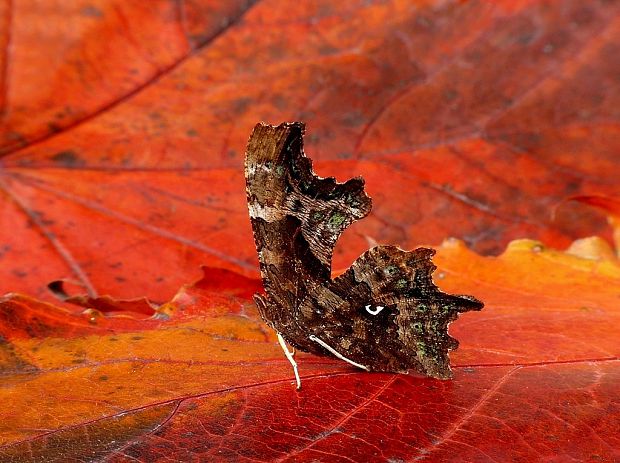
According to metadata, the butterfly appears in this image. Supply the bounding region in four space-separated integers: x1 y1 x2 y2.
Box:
245 122 483 388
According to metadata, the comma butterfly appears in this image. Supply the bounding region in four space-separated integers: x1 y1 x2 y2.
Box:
245 122 483 388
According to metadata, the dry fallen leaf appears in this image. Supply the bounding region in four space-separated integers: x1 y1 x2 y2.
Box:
1 236 619 461
1 0 619 302
1 1 619 461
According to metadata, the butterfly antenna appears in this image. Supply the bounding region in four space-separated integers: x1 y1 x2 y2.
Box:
277 332 302 389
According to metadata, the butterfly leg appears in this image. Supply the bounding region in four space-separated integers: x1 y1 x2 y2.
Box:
277 332 302 389
309 335 369 371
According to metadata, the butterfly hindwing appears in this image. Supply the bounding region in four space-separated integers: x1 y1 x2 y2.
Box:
325 245 482 378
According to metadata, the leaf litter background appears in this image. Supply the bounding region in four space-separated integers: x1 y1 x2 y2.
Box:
0 1 619 462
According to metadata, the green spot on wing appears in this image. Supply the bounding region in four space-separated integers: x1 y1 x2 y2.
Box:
312 211 325 221
328 212 346 228
384 265 399 275
395 278 408 289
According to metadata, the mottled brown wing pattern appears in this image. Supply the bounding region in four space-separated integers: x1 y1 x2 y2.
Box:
324 246 482 378
245 122 483 380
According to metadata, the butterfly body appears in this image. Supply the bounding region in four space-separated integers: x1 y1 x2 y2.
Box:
245 122 482 379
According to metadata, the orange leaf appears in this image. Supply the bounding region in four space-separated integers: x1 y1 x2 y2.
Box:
1 1 619 303
1 1 620 460
568 195 620 255
1 239 619 461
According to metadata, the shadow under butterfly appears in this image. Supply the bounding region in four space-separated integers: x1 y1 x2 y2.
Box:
245 122 483 388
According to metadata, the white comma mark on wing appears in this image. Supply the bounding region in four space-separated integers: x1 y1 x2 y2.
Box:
365 305 385 315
